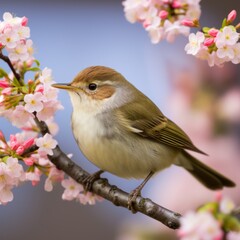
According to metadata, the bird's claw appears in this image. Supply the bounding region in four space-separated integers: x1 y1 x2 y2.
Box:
127 189 141 214
82 170 104 192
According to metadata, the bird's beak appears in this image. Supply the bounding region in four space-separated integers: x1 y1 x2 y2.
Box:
52 83 76 91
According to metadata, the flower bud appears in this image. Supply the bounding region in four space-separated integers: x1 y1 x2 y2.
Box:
172 0 181 8
208 28 219 37
181 19 195 27
159 10 168 19
21 16 28 26
227 10 237 23
24 157 35 166
16 145 25 155
0 81 10 88
23 138 35 149
203 38 214 47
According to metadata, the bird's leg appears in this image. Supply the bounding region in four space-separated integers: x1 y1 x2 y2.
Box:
83 170 104 192
128 171 154 213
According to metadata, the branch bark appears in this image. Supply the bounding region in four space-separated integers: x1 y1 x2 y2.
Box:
0 53 181 229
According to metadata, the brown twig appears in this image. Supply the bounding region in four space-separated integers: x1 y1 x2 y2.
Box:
0 52 21 81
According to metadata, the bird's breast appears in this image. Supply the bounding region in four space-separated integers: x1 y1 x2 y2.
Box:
71 111 178 179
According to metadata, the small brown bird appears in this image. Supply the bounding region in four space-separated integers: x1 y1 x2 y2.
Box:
53 66 235 209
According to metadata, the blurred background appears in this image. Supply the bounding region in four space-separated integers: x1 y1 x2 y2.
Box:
0 0 239 239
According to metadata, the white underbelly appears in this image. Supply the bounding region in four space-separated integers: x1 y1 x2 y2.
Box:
75 132 178 179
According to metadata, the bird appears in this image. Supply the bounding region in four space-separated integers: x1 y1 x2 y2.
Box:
52 66 235 210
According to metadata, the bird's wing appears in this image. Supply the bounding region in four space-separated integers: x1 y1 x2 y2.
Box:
117 101 206 155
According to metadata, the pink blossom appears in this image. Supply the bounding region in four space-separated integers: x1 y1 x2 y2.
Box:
35 133 57 156
1 87 12 95
227 10 237 23
45 118 59 136
16 145 24 155
11 105 34 127
78 192 103 205
122 0 150 23
181 19 195 27
0 28 19 48
9 134 20 151
208 28 219 37
185 31 205 55
215 26 239 48
22 138 34 149
39 68 54 88
164 20 190 42
159 10 168 20
44 167 64 192
24 92 44 113
0 185 14 204
23 157 35 166
172 0 181 9
178 211 223 240
0 80 10 88
21 16 28 26
61 178 83 201
0 157 25 203
216 44 234 59
203 37 215 47
15 25 30 39
8 40 29 62
231 43 240 64
25 170 41 186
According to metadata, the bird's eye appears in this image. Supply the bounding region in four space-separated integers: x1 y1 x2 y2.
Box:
88 83 97 91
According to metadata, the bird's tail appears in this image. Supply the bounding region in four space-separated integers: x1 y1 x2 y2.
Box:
175 150 235 190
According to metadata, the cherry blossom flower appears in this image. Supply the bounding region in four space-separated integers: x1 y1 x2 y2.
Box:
24 92 45 113
164 20 190 42
0 28 19 49
185 31 205 55
11 105 34 127
25 169 41 186
78 192 103 205
35 133 57 156
123 0 201 43
61 177 84 201
44 167 64 192
215 26 239 48
0 157 25 204
178 211 223 240
39 68 55 88
8 40 29 62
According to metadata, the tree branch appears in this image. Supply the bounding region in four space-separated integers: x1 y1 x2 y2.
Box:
35 117 181 229
0 52 21 81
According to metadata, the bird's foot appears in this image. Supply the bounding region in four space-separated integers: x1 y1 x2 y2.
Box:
83 170 104 192
127 187 142 214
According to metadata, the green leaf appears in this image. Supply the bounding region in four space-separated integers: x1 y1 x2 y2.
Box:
12 77 21 87
222 18 227 27
27 67 41 72
20 85 29 94
202 27 210 33
33 59 40 67
0 68 8 78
